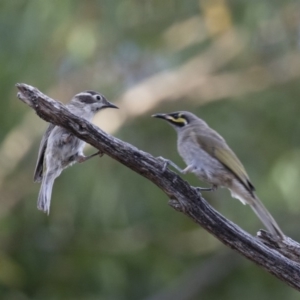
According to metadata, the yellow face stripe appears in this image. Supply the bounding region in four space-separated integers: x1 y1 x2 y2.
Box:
166 116 187 125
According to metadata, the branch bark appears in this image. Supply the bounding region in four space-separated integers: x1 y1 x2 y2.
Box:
16 83 300 290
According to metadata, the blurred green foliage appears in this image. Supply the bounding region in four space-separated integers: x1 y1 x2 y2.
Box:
1 0 300 299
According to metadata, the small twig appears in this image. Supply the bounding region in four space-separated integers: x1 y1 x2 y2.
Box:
16 83 300 291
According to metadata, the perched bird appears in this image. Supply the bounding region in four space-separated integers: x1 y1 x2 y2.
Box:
152 111 284 240
34 91 118 214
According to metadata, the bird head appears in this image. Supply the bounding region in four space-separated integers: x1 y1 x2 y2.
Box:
152 111 188 127
152 111 203 131
72 91 118 112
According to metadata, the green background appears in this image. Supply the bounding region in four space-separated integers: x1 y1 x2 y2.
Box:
1 1 300 299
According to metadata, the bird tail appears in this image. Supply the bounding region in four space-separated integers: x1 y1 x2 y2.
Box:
37 174 55 215
250 195 284 240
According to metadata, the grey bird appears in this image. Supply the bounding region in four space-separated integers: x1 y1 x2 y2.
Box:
152 111 284 240
34 91 118 214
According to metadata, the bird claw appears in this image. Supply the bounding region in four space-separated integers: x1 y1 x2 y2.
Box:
157 156 170 172
97 150 104 158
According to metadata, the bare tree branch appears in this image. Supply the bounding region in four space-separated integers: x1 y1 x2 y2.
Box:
16 83 300 290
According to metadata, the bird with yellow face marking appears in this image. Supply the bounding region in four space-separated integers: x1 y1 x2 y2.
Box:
152 111 284 240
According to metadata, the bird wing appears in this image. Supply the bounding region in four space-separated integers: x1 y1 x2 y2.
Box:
214 146 254 192
193 129 255 193
33 123 55 182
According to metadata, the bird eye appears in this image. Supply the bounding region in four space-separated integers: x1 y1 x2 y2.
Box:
96 95 101 101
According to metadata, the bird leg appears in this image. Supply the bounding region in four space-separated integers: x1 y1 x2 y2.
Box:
193 185 218 193
157 159 198 176
76 150 104 163
157 156 184 173
157 158 218 193
181 164 196 174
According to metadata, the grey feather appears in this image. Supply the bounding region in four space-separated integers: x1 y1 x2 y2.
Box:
153 111 285 240
33 91 118 214
34 123 55 183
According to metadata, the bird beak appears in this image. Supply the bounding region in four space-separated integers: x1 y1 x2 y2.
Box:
151 113 167 119
104 101 119 109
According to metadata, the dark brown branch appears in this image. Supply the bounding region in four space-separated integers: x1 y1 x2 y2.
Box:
16 83 300 290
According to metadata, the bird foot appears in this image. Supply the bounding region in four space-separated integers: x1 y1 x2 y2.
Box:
157 156 183 173
157 156 169 172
